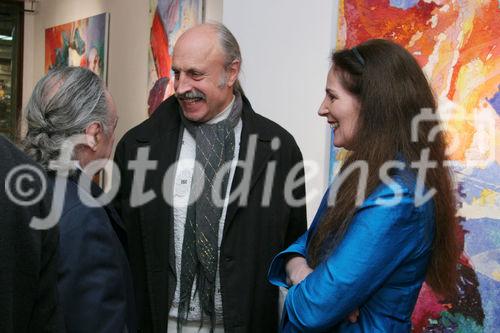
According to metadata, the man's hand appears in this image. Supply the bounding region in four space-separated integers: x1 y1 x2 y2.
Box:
285 255 313 286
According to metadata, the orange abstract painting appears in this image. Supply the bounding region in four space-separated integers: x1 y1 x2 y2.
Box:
335 0 500 331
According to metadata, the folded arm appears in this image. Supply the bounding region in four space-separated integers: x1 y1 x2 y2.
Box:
283 189 420 331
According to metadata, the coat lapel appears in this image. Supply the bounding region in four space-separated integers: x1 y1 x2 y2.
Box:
224 96 273 236
137 107 180 278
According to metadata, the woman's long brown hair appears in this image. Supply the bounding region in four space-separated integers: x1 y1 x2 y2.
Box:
308 39 460 298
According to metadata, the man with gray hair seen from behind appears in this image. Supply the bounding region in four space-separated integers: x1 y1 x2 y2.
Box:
113 22 307 332
23 67 136 333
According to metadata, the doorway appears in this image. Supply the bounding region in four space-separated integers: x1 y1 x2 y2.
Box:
0 1 23 141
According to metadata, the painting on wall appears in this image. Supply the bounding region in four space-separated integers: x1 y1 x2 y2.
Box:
331 0 500 331
147 0 203 115
45 13 109 82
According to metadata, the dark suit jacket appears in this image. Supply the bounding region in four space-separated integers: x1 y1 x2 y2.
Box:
53 170 136 332
113 95 307 333
0 135 60 332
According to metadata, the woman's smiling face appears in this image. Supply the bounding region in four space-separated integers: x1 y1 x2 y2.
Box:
318 67 361 150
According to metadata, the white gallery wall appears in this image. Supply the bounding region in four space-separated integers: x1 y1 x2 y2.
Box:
223 0 339 220
22 0 338 221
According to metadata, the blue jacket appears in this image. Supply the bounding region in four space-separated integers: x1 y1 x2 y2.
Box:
52 171 136 333
269 170 435 332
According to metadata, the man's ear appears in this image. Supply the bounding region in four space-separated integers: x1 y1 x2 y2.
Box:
84 122 102 152
226 60 241 87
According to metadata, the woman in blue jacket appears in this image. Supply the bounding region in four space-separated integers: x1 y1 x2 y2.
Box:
269 39 460 332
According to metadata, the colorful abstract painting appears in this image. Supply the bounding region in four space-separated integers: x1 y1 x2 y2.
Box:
45 13 109 81
147 0 203 115
332 0 500 331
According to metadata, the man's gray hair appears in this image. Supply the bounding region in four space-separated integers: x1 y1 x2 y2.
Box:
23 66 109 169
207 22 244 95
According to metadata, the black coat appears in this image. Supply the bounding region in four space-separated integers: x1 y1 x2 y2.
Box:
0 135 60 332
113 95 307 332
